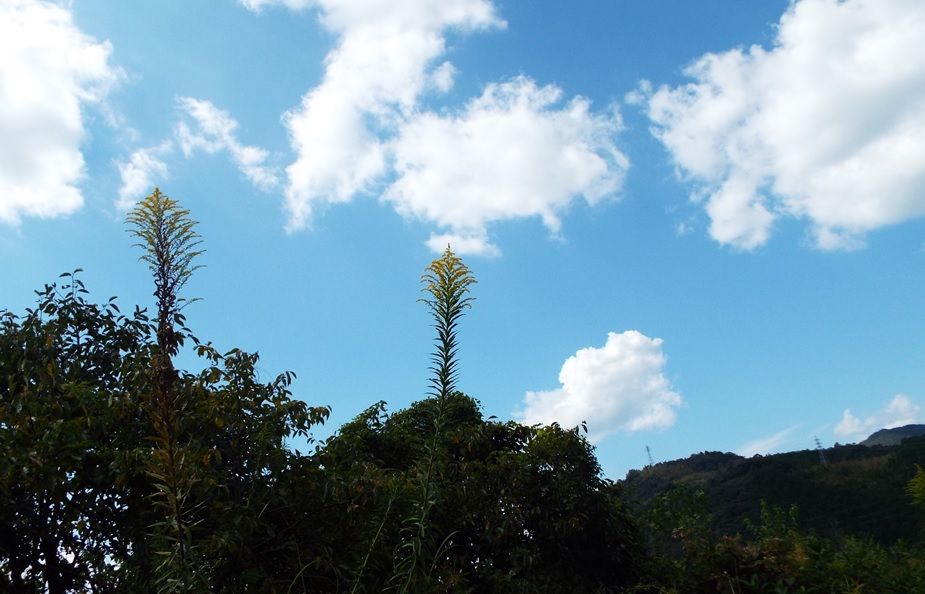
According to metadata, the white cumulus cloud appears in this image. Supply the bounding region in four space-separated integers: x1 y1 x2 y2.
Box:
518 331 682 443
242 1 628 254
176 97 279 190
248 0 504 231
387 77 627 255
636 0 925 250
834 394 923 443
0 0 120 225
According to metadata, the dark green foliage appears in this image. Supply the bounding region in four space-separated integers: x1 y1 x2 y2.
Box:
0 274 329 592
910 465 925 507
2 192 923 592
0 273 155 591
861 424 925 447
623 439 925 544
320 393 644 592
634 491 925 593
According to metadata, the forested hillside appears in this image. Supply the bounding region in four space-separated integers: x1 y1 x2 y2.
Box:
622 436 925 544
862 424 925 447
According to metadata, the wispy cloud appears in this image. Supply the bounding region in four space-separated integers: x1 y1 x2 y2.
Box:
115 98 279 207
176 97 279 190
737 425 799 458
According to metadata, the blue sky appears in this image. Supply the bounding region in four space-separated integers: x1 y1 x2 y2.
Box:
3 0 925 478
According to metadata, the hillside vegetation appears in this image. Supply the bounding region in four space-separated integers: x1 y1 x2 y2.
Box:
622 436 925 545
2 190 924 593
862 424 925 447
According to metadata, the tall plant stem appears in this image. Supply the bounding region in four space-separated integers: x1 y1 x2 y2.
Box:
127 188 204 592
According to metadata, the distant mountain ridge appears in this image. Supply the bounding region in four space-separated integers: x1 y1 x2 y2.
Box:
860 423 925 447
620 432 925 544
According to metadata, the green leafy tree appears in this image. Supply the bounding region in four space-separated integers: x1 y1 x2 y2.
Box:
0 273 156 592
0 273 333 592
321 394 644 592
124 189 335 592
1 189 331 591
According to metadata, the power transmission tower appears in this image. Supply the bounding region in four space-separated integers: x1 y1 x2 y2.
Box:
814 436 828 466
646 445 654 467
